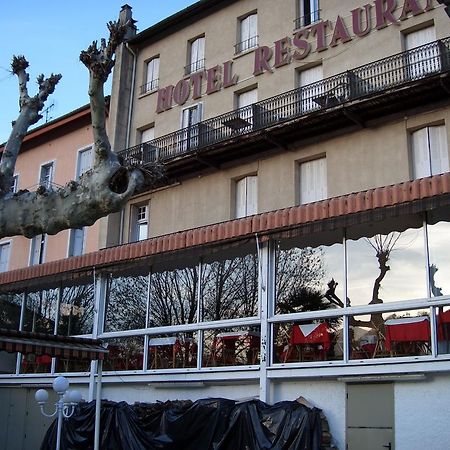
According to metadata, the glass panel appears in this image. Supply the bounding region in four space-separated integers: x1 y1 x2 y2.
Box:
201 253 258 321
23 289 58 333
276 242 344 314
347 228 426 307
58 283 94 336
437 305 450 355
55 357 90 373
103 336 144 372
20 353 52 374
273 319 343 363
349 308 431 359
104 275 148 332
148 332 197 370
0 351 16 374
202 326 260 367
427 221 450 297
149 267 198 327
0 292 22 330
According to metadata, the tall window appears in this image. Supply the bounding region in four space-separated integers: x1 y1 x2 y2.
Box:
181 104 202 150
235 175 257 218
142 57 160 94
141 127 155 144
39 162 54 189
297 0 320 28
411 125 449 179
68 228 85 257
298 65 323 112
76 146 93 180
299 157 327 204
0 242 11 272
30 234 46 265
186 36 205 75
404 26 438 79
131 205 149 242
237 13 257 53
237 88 258 128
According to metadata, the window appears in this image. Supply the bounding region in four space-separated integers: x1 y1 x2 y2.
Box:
186 37 205 75
68 228 85 257
237 13 257 53
39 162 54 189
298 65 323 112
296 0 320 29
180 103 202 150
299 157 327 204
141 127 154 144
30 234 46 265
0 242 11 272
131 205 149 242
237 88 258 128
142 57 160 94
411 125 449 179
76 146 92 180
235 175 257 218
10 175 18 193
404 26 438 79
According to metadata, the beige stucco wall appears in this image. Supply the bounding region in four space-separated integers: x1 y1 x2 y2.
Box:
0 123 102 272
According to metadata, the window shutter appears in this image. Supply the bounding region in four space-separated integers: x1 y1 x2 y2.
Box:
77 148 92 179
70 228 85 256
235 178 247 218
147 58 159 86
300 158 327 204
412 128 431 178
429 125 449 175
246 175 258 215
141 127 155 143
405 26 436 50
241 16 250 42
0 243 10 272
249 14 257 40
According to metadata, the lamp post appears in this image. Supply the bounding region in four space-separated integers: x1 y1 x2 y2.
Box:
35 376 83 450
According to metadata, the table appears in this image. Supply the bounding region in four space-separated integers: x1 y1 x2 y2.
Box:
283 323 331 362
222 116 251 133
384 317 430 355
210 332 260 366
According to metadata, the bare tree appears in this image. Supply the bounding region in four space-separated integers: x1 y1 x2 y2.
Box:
0 17 161 240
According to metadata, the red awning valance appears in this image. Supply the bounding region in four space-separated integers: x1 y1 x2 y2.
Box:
0 328 108 361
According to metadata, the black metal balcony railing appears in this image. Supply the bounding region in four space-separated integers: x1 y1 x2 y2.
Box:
294 9 321 30
185 58 206 75
140 78 159 95
234 35 259 54
120 37 450 168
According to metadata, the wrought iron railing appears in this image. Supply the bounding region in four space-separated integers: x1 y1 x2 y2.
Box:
185 58 206 75
234 35 259 54
119 37 450 167
140 78 159 95
294 9 321 29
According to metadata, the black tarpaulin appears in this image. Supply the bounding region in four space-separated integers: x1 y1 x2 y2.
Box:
40 398 324 450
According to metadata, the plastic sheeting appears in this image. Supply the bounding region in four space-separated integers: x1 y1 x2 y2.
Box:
40 398 323 450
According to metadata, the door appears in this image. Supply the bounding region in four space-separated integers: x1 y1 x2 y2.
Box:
347 383 394 450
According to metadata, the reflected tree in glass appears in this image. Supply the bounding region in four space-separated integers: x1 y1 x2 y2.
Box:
0 292 22 330
105 275 148 332
23 288 58 333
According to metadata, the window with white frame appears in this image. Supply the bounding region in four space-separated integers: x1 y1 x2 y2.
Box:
0 242 11 272
237 88 258 128
10 175 18 193
68 228 85 257
76 146 93 180
141 127 155 144
299 157 327 204
142 56 160 94
131 204 149 242
39 162 54 189
297 0 320 28
411 125 449 179
30 234 46 265
404 26 438 79
186 36 205 75
180 103 203 150
298 65 323 112
237 13 257 53
235 175 257 218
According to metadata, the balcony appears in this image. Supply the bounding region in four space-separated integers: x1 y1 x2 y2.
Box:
119 38 450 185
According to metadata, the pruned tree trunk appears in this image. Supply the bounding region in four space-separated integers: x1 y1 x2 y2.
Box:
0 17 161 240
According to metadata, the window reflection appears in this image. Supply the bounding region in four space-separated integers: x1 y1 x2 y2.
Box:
203 327 260 367
148 332 197 369
58 283 94 336
427 221 450 297
149 267 198 327
0 292 22 330
273 319 343 363
275 242 344 314
23 289 58 333
104 275 148 332
0 351 17 374
437 305 450 355
103 336 144 371
201 253 258 321
349 309 431 359
347 229 426 307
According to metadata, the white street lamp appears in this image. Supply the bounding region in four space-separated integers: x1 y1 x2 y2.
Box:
35 376 83 450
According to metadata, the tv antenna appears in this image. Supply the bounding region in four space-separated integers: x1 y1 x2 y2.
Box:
43 102 55 123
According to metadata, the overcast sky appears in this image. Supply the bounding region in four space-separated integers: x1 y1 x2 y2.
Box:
0 1 198 143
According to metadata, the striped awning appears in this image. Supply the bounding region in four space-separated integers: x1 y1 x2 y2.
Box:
0 328 108 361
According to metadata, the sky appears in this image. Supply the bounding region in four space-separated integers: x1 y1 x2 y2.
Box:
0 1 198 143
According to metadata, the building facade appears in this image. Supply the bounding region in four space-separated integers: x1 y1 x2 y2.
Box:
2 1 450 449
